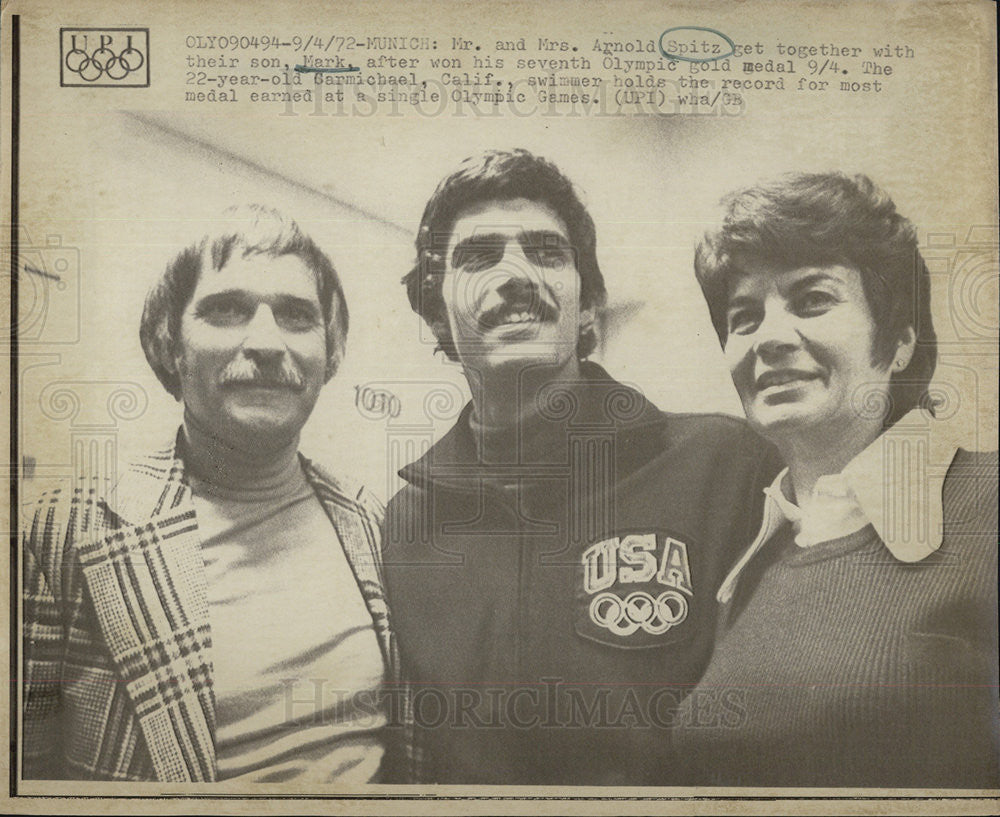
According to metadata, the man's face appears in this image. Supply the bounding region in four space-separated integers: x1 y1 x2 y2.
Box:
174 252 329 452
441 198 591 378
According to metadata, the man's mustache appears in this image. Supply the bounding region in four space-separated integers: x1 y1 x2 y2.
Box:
475 281 560 329
219 357 305 390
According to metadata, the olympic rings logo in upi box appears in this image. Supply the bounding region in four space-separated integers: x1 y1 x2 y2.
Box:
60 28 149 87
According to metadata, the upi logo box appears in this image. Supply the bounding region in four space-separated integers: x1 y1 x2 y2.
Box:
60 28 149 87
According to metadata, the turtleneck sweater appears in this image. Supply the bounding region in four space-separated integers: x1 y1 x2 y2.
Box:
181 421 387 783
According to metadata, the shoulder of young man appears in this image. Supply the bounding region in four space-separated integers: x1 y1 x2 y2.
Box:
620 410 782 478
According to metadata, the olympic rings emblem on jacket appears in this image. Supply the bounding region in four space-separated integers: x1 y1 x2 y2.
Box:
588 589 689 636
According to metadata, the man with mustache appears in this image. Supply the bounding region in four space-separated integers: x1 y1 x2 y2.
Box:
21 206 405 782
383 150 780 784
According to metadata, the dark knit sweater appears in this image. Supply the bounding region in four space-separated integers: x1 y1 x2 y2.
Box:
672 449 999 788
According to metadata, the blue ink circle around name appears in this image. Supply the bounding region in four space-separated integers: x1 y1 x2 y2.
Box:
659 26 736 62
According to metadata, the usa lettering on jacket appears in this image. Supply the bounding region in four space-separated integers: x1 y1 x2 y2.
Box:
579 533 694 644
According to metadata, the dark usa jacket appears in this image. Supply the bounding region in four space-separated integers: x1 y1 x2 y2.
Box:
383 362 780 784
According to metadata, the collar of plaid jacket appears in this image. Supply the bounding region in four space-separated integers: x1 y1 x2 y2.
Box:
76 429 394 783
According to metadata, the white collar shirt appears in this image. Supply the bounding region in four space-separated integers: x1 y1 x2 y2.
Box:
718 409 964 603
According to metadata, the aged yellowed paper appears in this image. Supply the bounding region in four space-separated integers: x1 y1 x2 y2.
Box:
2 0 997 813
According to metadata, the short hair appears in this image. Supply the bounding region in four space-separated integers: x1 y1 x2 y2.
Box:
140 204 349 399
402 148 607 361
694 172 937 428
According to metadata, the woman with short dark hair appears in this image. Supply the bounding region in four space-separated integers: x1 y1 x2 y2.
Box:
673 172 998 788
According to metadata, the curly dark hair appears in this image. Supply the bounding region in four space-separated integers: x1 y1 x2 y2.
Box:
402 148 607 361
140 204 349 399
694 172 937 428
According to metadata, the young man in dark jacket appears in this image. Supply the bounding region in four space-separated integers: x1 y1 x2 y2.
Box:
383 149 778 784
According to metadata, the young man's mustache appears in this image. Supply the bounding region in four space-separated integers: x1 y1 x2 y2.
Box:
475 281 560 329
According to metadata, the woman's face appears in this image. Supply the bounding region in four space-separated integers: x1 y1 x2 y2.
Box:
723 262 901 448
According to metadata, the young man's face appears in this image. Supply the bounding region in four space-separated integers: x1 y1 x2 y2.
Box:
174 252 330 452
441 197 592 380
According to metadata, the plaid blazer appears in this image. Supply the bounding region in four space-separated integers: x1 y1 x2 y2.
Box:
21 435 410 782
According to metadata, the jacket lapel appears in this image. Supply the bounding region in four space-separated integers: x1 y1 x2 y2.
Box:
77 441 217 782
303 460 396 677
